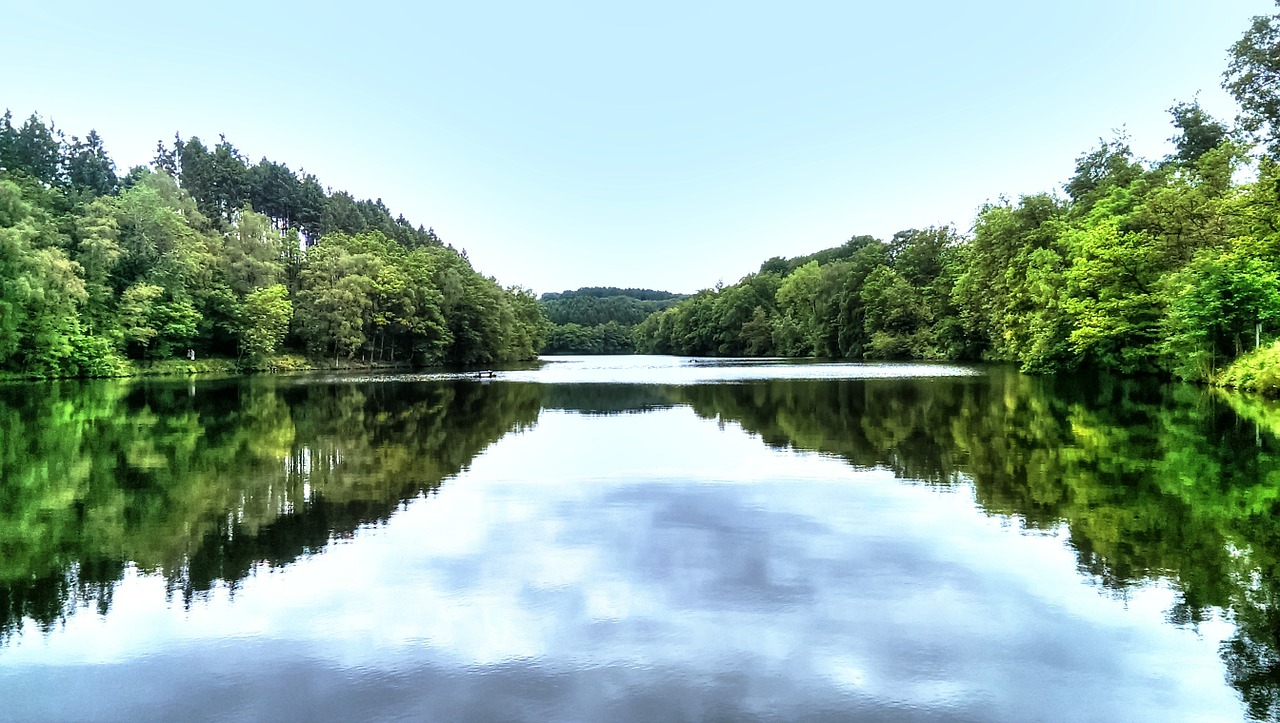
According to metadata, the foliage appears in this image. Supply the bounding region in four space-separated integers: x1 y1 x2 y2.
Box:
0 113 545 377
1215 341 1280 395
540 287 685 302
539 287 682 355
1226 6 1280 155
544 321 635 354
240 284 292 362
631 79 1280 383
10 1 1280 380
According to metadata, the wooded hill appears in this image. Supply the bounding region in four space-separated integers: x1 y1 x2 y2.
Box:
541 287 685 354
0 116 546 377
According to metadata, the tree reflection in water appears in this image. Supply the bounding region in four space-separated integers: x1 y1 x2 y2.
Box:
3 368 1280 718
680 371 1280 721
0 377 541 640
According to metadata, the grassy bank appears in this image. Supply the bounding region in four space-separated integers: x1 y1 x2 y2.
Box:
1213 342 1280 397
0 354 417 382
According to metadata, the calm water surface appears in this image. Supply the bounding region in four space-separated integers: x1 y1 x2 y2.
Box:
3 355 1280 721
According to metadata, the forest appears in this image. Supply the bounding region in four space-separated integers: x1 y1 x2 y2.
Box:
9 10 1280 385
0 119 547 378
540 287 684 355
632 11 1280 393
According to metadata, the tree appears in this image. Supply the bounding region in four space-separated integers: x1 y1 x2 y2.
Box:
1063 219 1163 373
9 114 63 186
74 196 123 340
247 159 300 229
119 283 164 356
0 111 14 172
178 136 249 224
1167 100 1230 166
1162 252 1280 379
954 194 1066 361
1225 7 1280 155
63 130 118 198
0 178 88 375
239 284 292 362
223 207 286 296
296 235 378 364
774 261 825 355
861 266 927 358
1064 135 1144 213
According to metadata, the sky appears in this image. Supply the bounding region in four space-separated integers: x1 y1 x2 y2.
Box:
1 1 1275 295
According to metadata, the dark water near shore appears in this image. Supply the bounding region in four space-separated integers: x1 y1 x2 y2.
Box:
4 356 1280 721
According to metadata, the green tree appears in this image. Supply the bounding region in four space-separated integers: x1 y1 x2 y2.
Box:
63 130 118 198
239 284 292 362
953 194 1066 362
296 236 377 364
119 283 164 355
8 114 63 186
222 207 287 296
861 266 927 358
1063 218 1163 373
1064 135 1144 213
1167 100 1230 166
1225 6 1280 155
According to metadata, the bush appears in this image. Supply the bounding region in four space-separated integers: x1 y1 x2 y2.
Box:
1214 342 1280 396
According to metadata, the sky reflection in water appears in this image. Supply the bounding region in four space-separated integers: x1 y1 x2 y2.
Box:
0 360 1265 721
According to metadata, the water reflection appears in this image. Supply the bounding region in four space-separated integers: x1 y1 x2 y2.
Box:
679 372 1280 721
2 365 1280 719
0 377 541 641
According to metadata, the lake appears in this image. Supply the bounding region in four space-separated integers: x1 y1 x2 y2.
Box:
2 355 1279 721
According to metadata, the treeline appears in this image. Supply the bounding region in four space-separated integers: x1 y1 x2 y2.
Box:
636 117 1266 381
540 287 683 301
0 112 547 377
542 290 683 326
541 287 684 355
636 11 1280 383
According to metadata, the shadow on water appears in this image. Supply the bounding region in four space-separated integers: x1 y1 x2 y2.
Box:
5 367 1280 718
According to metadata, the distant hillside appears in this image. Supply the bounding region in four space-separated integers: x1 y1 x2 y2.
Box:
540 290 685 327
540 287 685 302
539 287 688 354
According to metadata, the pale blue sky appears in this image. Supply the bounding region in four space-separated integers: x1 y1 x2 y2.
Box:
1 1 1273 294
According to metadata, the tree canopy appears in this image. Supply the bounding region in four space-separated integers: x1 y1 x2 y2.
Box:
0 116 546 376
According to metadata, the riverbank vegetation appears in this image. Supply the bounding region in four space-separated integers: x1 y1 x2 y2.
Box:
633 10 1280 394
634 116 1276 384
0 120 547 378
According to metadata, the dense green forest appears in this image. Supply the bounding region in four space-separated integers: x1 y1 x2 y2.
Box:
0 116 547 377
541 287 684 354
634 11 1280 391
